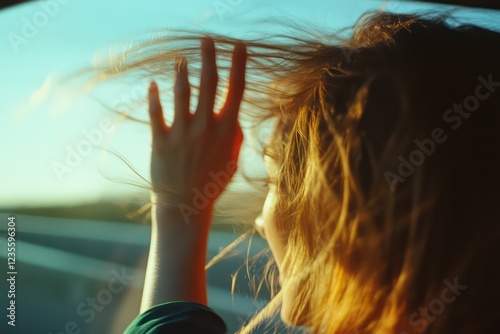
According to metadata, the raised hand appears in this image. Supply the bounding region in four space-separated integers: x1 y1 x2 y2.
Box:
140 39 247 311
148 38 247 220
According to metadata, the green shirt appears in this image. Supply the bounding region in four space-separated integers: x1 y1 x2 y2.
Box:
124 301 227 334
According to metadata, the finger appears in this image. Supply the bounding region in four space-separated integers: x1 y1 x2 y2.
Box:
172 54 191 131
148 81 168 140
219 42 247 126
195 37 218 126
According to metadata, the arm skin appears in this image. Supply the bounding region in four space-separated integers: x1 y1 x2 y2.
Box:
139 203 213 312
139 38 247 314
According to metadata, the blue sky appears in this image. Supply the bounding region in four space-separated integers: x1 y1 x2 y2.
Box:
0 0 498 207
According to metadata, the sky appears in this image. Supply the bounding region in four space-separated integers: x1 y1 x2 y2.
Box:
0 0 498 208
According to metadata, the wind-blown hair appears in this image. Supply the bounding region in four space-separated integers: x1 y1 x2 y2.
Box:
85 10 500 333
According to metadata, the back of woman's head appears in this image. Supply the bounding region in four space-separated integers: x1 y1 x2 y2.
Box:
269 11 500 333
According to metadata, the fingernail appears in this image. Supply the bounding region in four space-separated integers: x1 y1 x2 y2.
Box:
149 81 157 91
175 54 186 73
201 37 211 48
201 37 216 56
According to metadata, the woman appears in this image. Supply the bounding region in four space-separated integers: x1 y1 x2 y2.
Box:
117 11 500 334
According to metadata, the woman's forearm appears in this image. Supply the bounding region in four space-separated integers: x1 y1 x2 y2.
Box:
140 202 213 313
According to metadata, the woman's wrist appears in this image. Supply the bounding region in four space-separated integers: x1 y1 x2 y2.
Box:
151 192 214 236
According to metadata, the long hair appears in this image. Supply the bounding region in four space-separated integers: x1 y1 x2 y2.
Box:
80 10 500 333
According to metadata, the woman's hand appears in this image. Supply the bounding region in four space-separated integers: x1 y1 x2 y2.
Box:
139 39 247 311
148 38 247 218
